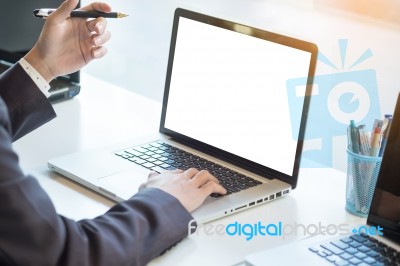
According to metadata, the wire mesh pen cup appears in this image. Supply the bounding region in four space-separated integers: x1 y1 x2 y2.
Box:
345 149 382 217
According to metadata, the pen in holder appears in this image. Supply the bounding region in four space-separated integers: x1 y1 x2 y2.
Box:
345 149 382 217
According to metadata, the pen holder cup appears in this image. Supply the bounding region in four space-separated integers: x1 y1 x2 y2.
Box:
345 149 382 217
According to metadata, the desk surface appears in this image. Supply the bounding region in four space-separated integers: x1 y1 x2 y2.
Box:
13 73 363 266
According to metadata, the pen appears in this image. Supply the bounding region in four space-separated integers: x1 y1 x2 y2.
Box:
349 120 360 154
33 9 129 19
369 119 382 141
379 116 392 157
357 125 370 156
369 126 381 157
348 120 361 211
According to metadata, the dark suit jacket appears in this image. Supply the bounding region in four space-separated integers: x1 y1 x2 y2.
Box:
0 64 194 266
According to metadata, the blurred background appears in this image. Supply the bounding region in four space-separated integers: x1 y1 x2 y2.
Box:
2 0 400 171
81 0 400 103
83 0 400 171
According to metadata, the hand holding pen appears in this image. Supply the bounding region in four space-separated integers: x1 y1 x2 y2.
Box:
34 8 128 19
25 0 113 82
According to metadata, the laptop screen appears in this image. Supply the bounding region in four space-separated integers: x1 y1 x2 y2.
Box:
368 94 400 242
160 9 317 187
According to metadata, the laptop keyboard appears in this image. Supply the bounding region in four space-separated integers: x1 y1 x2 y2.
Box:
115 141 262 198
309 233 400 266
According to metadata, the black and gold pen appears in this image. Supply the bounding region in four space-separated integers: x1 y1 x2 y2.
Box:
33 9 128 19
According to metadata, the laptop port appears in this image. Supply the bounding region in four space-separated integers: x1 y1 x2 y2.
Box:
249 201 255 206
257 199 263 204
235 205 247 211
264 196 269 201
276 192 282 198
270 194 275 200
283 189 289 195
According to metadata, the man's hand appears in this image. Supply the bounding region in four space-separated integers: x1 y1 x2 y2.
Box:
141 168 227 213
24 0 112 82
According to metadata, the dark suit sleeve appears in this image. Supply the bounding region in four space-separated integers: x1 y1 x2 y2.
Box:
0 177 193 266
0 63 56 141
0 64 195 265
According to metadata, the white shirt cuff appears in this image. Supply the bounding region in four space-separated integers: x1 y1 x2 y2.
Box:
19 58 51 98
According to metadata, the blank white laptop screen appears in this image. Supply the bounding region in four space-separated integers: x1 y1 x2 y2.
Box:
164 17 312 176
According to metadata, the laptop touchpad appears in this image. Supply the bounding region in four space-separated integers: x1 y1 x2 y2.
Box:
95 169 149 200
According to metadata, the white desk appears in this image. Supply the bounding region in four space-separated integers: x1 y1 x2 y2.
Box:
13 74 364 266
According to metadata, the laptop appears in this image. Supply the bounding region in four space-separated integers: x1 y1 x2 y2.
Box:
0 0 81 103
48 8 318 223
245 94 400 265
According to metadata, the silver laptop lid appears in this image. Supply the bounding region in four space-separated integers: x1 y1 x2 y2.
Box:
160 8 318 189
